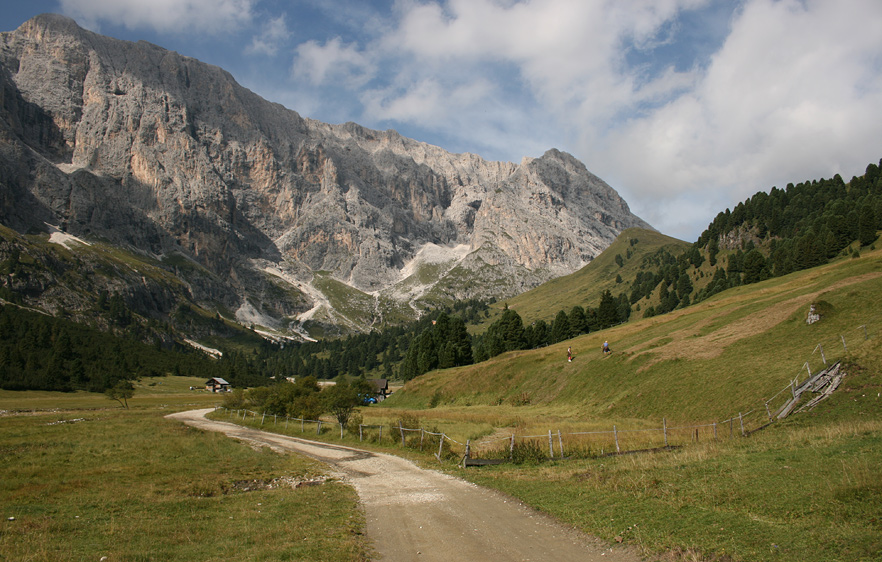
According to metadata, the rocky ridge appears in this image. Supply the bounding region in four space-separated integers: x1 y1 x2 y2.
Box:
0 14 651 337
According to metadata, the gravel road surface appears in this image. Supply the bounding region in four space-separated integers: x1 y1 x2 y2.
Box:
167 408 642 562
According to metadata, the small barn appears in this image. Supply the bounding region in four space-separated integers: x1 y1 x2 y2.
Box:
205 377 231 392
369 379 389 402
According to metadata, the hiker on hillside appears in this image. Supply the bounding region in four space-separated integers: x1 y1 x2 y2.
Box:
602 340 611 355
567 346 572 362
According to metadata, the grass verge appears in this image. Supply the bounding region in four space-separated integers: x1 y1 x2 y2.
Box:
0 400 368 561
455 415 882 562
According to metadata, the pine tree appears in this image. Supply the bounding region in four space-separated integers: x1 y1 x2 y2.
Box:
597 290 618 329
550 310 570 344
568 306 587 337
448 316 473 366
676 273 693 300
527 319 549 348
858 203 877 246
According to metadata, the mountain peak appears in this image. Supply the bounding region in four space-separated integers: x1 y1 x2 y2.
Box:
0 15 652 337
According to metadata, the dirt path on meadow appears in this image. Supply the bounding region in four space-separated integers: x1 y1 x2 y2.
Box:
167 409 641 562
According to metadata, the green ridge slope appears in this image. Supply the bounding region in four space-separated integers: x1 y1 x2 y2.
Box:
388 245 882 426
477 227 690 329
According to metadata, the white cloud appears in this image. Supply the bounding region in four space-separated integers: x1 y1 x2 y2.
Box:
59 0 255 34
246 15 291 56
361 77 501 129
382 0 702 121
597 0 882 239
292 37 375 88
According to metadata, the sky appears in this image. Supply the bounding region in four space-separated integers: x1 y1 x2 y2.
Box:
3 1 882 242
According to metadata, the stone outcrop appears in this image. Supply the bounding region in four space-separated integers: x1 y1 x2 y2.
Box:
0 14 652 335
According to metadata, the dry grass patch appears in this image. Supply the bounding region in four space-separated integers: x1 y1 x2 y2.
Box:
631 271 882 367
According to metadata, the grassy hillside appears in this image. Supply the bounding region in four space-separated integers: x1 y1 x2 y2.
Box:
372 245 882 561
388 244 882 426
476 227 690 329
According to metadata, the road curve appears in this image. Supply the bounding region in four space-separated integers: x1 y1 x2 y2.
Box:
167 408 641 562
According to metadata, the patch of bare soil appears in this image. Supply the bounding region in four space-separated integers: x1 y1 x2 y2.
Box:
229 475 329 492
167 409 642 562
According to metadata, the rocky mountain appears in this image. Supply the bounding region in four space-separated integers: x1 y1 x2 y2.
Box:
0 14 651 339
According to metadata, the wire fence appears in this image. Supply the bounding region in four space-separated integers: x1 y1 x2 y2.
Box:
218 317 877 466
216 408 465 462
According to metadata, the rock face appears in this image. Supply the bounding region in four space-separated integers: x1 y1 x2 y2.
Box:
0 14 652 335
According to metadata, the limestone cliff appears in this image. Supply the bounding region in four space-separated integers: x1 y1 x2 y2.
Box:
0 14 652 336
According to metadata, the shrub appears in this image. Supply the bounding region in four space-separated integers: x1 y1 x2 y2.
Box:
511 439 548 464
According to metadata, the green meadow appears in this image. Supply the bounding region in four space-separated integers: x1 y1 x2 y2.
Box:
0 383 368 562
2 248 881 561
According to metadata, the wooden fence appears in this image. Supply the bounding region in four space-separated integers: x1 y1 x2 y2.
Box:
219 318 873 467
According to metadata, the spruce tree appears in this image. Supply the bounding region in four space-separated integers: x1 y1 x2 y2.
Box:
858 203 877 246
550 310 570 343
597 290 618 329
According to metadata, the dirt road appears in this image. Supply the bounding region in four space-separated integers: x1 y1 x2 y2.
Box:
167 409 642 562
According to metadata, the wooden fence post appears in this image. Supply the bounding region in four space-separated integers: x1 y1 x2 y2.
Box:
614 425 620 453
435 434 445 463
729 418 733 438
340 423 344 439
663 418 668 447
317 421 322 435
465 440 471 465
509 434 515 460
379 426 382 442
841 335 847 353
301 418 305 432
285 416 289 429
557 430 564 458
420 429 425 450
739 412 745 437
548 430 554 459
261 413 265 425
399 421 405 447
359 424 363 442
764 402 772 422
